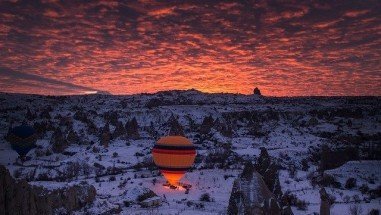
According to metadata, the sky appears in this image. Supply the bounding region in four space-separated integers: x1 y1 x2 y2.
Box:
0 0 380 96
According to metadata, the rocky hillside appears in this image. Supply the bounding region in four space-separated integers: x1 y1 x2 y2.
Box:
0 165 96 215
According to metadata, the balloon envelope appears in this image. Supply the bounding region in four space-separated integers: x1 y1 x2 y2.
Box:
8 125 37 157
152 136 196 185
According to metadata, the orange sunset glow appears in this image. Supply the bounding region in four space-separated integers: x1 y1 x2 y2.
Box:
0 0 380 96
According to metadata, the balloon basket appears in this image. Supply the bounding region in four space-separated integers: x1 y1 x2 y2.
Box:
162 182 178 189
179 183 192 189
162 182 192 190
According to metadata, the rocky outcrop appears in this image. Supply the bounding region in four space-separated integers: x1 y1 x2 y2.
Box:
200 115 214 134
51 127 68 153
306 117 318 127
66 129 80 144
227 169 282 215
100 122 111 148
255 147 282 199
320 188 331 215
125 117 140 139
167 115 185 136
0 165 96 215
282 206 294 215
253 87 261 96
112 121 126 139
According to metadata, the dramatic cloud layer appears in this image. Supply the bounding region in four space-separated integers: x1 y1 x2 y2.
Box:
0 0 380 96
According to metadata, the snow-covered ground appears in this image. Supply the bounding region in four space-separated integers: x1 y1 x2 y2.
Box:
0 91 380 214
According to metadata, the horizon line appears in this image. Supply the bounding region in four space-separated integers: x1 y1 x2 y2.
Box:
0 89 380 98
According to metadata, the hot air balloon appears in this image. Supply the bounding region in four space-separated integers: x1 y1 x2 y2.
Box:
152 136 196 186
8 125 37 161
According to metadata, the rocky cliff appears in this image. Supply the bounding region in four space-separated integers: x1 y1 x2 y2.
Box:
0 165 96 215
227 171 282 215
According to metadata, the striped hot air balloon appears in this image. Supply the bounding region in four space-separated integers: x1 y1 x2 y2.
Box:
152 136 196 186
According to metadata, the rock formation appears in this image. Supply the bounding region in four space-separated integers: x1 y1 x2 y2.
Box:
125 117 140 139
167 115 185 136
51 127 68 153
113 121 126 139
320 188 331 215
255 147 282 199
66 129 79 144
282 206 294 215
200 115 214 134
253 87 261 96
0 165 96 215
100 122 111 148
306 117 318 127
227 161 282 215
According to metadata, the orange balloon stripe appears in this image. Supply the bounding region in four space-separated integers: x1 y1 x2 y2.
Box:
157 136 192 146
153 152 195 167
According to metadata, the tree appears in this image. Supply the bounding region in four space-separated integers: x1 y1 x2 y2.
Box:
253 87 261 95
